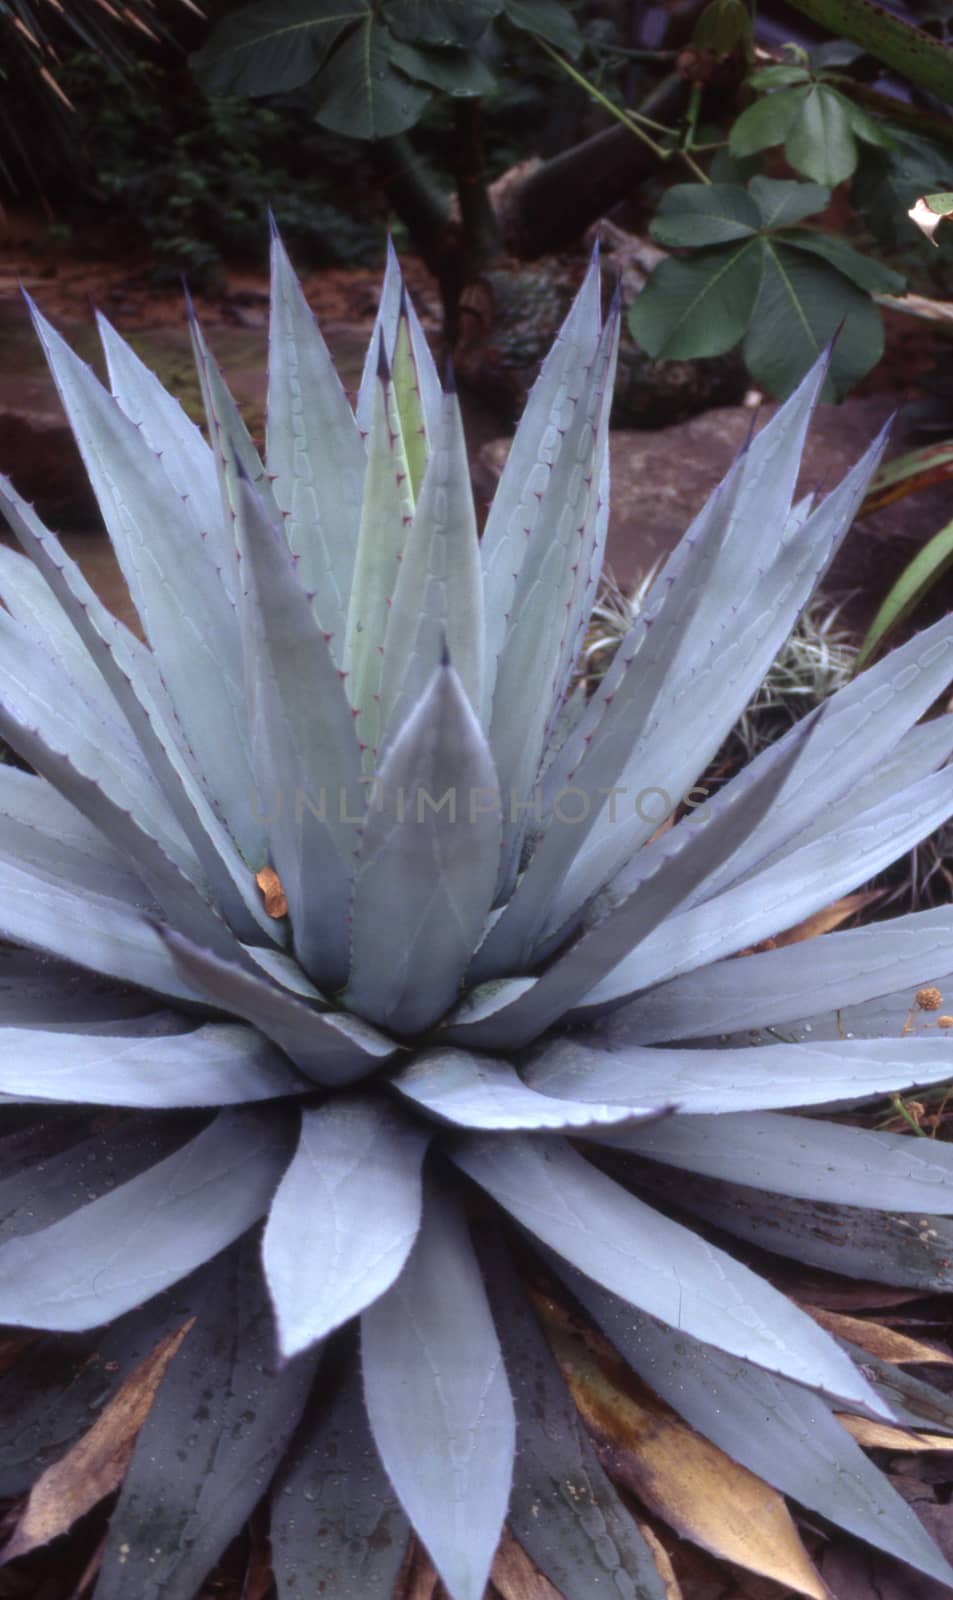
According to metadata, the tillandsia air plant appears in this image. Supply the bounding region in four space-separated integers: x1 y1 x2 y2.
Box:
4 235 953 1600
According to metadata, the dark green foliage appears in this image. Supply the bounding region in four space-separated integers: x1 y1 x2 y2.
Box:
629 175 905 399
57 54 384 287
191 0 582 141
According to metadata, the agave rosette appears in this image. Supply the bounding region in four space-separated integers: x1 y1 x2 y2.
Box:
1 234 953 1599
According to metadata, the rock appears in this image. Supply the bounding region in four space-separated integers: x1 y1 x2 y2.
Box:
0 377 97 527
473 395 953 636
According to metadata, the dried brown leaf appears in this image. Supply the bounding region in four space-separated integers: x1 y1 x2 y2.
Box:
836 1415 953 1453
771 891 884 948
637 1522 684 1600
491 1529 563 1600
545 1319 828 1600
2 1318 193 1563
804 1305 953 1366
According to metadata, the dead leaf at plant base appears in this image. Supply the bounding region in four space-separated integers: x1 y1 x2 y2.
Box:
543 1316 828 1600
1 1318 193 1564
804 1306 953 1367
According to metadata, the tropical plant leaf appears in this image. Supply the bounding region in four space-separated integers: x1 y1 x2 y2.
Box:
628 241 764 360
191 0 364 96
648 182 762 247
503 0 583 56
263 1098 428 1357
362 1182 516 1600
783 226 906 293
382 0 500 48
748 174 830 228
744 239 884 399
314 14 432 139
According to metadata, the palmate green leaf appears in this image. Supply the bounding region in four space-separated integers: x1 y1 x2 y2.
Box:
451 1134 892 1415
561 1263 953 1590
387 36 497 93
783 225 906 293
95 1241 321 1600
785 84 858 185
362 1182 515 1600
503 0 583 55
0 1110 293 1332
381 0 500 47
744 239 883 399
190 0 364 97
649 181 762 247
730 85 805 157
263 1098 428 1357
628 239 763 360
313 15 432 139
748 173 830 228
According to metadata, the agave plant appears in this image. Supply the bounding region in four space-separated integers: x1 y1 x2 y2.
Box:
2 235 953 1600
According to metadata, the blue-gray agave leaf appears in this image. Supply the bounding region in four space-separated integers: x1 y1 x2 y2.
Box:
263 1098 428 1357
271 1357 411 1600
362 1181 516 1600
452 1132 891 1415
94 1240 321 1600
2 235 953 1600
0 1110 292 1330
